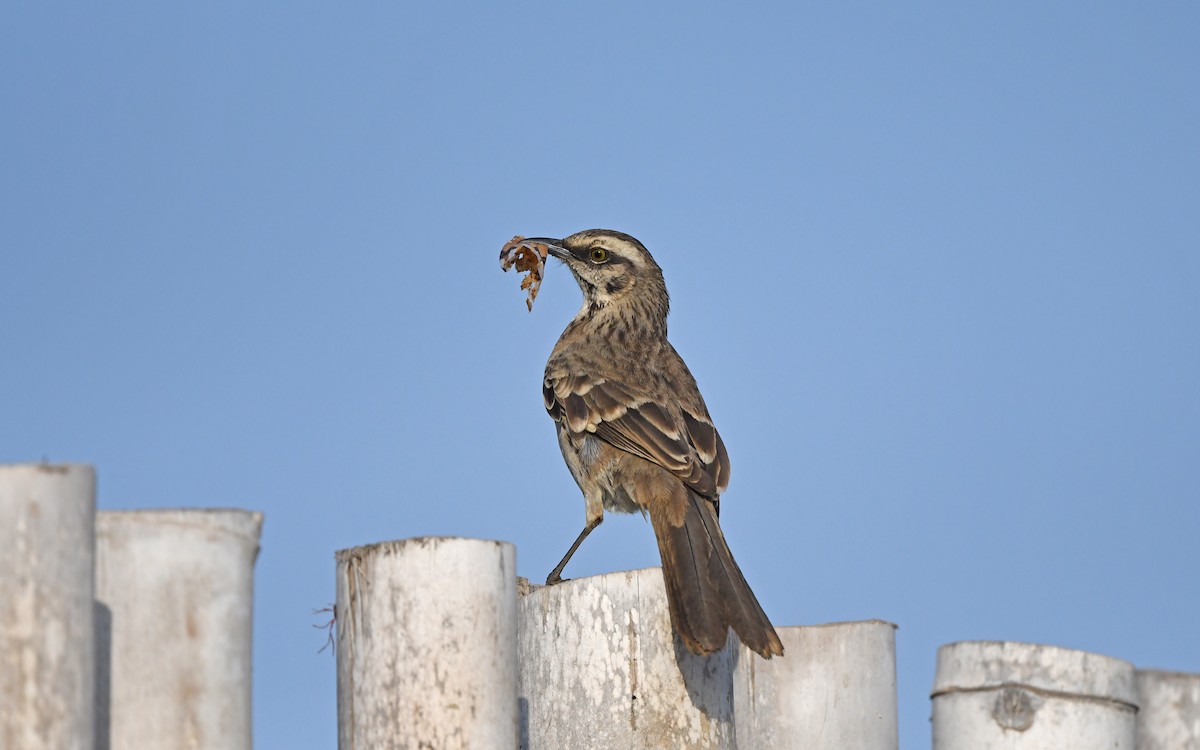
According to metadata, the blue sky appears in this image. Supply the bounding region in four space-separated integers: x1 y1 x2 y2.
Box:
3 3 1197 748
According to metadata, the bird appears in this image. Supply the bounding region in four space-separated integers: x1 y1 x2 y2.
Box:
527 228 784 659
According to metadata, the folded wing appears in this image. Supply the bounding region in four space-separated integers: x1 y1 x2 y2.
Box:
544 372 730 497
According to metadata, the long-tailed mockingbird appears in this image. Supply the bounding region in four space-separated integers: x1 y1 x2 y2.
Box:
524 229 784 658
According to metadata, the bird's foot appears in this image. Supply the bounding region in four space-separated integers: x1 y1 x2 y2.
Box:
545 573 569 586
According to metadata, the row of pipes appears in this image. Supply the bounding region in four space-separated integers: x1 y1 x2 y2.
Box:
2 463 1196 749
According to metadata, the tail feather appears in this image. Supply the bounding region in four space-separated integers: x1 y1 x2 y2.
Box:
650 489 784 658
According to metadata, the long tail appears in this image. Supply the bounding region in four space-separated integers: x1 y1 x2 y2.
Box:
649 489 784 658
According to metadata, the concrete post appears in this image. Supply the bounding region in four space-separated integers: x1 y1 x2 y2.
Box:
93 509 262 750
732 620 898 750
932 641 1138 750
0 463 97 750
1135 669 1200 749
517 567 736 750
336 537 518 750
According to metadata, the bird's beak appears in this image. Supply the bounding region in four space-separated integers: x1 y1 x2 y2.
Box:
523 237 570 261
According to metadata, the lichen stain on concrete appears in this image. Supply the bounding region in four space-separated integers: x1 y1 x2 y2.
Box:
627 608 640 732
993 687 1041 732
180 674 204 749
185 608 200 640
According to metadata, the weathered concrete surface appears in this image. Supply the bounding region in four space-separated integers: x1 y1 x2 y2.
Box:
933 641 1138 750
517 567 736 750
94 509 262 750
1135 669 1200 750
733 620 898 750
0 463 96 750
336 537 518 750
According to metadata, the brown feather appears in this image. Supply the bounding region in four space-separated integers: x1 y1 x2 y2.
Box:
681 410 717 464
538 228 781 658
649 483 783 658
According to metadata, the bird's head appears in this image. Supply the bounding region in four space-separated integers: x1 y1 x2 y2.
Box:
525 229 670 327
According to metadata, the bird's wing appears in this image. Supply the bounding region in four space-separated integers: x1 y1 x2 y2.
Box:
544 371 730 497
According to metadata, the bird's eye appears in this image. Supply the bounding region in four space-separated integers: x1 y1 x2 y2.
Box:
589 247 609 263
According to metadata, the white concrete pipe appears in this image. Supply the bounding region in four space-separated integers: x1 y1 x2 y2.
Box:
1135 669 1200 750
335 537 518 750
0 463 97 750
93 509 263 750
517 567 737 750
932 641 1138 749
733 620 899 750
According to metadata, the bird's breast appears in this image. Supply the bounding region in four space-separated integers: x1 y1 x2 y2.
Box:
557 429 642 516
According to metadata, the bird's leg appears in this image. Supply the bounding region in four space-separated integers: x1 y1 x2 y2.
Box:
546 516 603 586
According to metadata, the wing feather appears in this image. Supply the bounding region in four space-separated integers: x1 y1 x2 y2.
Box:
545 370 728 497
